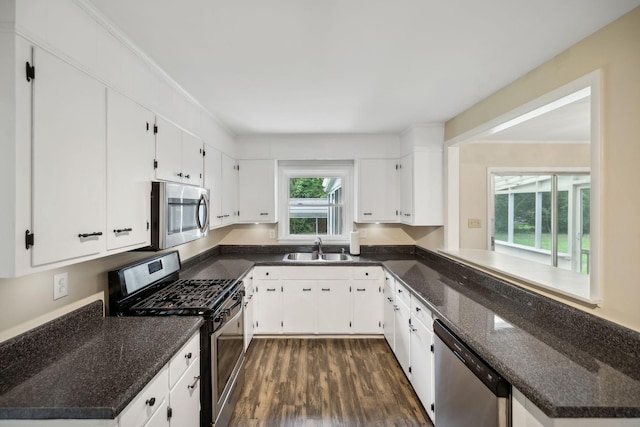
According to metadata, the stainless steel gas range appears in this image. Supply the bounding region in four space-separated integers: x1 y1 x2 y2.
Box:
108 251 244 427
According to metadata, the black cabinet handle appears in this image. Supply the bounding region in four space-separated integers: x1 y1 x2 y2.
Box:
363 212 372 216
357 288 366 292
113 228 132 234
188 376 201 390
184 174 191 179
145 397 156 406
185 352 192 359
322 288 330 292
365 272 369 276
260 212 269 216
415 307 422 312
302 288 312 291
177 172 183 177
78 232 102 238
266 288 276 292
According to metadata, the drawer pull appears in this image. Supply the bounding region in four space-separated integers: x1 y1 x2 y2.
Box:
78 232 102 239
266 288 276 292
303 288 312 291
145 397 156 407
188 376 201 390
356 288 366 292
415 307 421 312
322 288 331 292
185 352 193 359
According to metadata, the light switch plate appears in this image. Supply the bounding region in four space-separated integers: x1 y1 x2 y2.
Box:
468 218 481 228
53 272 68 300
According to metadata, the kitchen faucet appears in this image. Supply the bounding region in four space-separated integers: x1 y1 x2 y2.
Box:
313 237 323 255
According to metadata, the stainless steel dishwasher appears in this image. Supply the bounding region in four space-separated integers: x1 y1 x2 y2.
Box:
434 319 511 427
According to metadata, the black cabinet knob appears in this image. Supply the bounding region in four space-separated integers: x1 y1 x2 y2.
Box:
145 397 156 406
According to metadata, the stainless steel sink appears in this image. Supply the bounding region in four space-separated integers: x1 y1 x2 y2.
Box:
282 252 353 262
320 253 353 261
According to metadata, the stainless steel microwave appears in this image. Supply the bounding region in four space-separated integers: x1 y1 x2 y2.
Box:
150 181 210 250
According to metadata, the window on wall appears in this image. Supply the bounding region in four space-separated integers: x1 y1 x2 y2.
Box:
491 172 590 274
279 161 353 241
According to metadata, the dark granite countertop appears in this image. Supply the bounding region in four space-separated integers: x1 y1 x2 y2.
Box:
180 245 640 419
0 301 202 419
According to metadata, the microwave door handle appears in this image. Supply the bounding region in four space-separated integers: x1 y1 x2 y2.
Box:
196 194 209 232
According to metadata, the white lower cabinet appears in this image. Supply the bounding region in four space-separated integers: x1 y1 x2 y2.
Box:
409 303 435 422
253 266 384 335
383 276 396 351
394 297 411 379
282 280 316 334
352 280 383 334
167 360 200 427
119 367 169 427
317 280 352 334
243 273 255 351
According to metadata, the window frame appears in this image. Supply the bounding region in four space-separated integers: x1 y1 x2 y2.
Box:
278 161 353 242
487 167 590 273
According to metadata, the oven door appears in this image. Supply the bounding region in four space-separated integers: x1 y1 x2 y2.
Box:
211 297 244 426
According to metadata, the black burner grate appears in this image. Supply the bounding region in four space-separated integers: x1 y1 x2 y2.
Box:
131 278 238 314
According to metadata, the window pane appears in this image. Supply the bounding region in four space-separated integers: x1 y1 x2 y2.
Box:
494 194 509 242
288 177 343 236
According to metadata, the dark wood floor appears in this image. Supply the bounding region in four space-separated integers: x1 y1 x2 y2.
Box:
229 338 433 427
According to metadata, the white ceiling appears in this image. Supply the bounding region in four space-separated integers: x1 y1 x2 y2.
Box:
87 0 640 135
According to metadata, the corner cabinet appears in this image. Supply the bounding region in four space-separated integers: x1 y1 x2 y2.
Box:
237 159 276 223
356 159 400 223
398 151 443 226
31 47 107 267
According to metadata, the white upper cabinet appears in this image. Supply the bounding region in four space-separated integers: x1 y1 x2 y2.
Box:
221 153 238 226
398 151 444 226
203 144 223 228
31 47 106 266
154 117 204 186
356 159 400 223
180 132 204 187
106 90 155 251
238 159 276 223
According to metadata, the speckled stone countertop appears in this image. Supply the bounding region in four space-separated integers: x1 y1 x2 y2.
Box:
181 244 640 419
0 301 202 419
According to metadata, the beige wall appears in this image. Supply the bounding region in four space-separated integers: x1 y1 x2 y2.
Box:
445 7 640 331
459 142 590 249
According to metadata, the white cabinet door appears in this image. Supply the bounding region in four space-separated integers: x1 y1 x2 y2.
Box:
221 153 238 226
203 145 223 227
410 316 434 422
399 152 443 226
383 279 396 351
352 280 383 334
169 358 200 427
282 280 316 334
255 281 282 334
399 154 413 224
119 367 169 427
154 116 182 183
317 280 352 334
180 132 203 187
144 399 170 427
238 159 276 223
31 48 106 266
395 298 411 378
357 159 399 222
106 89 154 251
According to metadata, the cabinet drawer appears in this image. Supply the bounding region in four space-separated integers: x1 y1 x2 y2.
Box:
280 266 352 280
354 267 383 280
253 267 280 280
396 281 411 307
411 298 433 331
119 367 169 427
169 333 200 389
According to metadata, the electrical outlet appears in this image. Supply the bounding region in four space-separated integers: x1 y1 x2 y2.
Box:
269 229 276 239
468 218 481 228
53 272 68 300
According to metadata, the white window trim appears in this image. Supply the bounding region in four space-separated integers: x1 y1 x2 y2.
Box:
278 162 353 243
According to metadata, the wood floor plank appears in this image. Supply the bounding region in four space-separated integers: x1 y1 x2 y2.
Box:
229 338 433 427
